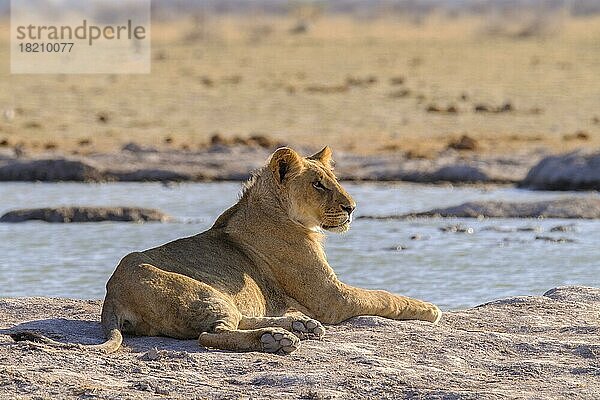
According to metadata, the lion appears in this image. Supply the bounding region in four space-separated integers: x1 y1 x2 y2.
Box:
11 146 441 354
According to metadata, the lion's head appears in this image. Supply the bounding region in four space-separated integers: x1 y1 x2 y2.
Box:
266 146 356 233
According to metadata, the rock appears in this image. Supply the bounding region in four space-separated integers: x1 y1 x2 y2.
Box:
474 103 491 112
389 76 405 85
520 151 600 190
356 164 492 183
439 224 474 233
361 197 600 219
429 164 488 182
289 21 309 34
448 134 478 151
388 88 411 98
535 235 576 243
96 112 109 123
1 287 599 398
482 225 543 233
304 84 349 94
426 104 458 113
121 142 158 153
384 245 409 251
0 207 171 223
563 131 590 141
247 134 280 149
207 134 279 149
345 75 377 87
499 102 513 112
209 133 227 146
550 224 576 232
111 169 192 182
474 102 513 113
0 158 104 182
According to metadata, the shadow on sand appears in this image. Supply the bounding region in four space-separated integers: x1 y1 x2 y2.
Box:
0 318 203 353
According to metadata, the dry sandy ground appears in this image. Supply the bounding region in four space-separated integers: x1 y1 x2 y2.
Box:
0 14 599 157
0 286 599 399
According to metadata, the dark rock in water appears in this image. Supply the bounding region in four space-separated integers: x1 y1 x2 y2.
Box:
550 224 576 232
0 158 104 182
412 198 600 219
212 171 252 181
520 151 600 190
384 245 409 251
429 164 488 183
482 225 543 233
439 224 474 233
517 226 543 232
0 207 171 223
369 164 492 183
535 235 576 243
361 197 600 219
110 169 192 182
410 234 428 240
499 237 529 245
482 226 517 233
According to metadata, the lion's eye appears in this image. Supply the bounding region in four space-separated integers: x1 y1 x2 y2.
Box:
312 181 327 191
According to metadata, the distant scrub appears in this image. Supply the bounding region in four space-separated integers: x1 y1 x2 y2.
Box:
145 0 600 19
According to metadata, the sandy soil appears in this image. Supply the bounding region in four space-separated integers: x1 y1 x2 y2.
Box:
0 15 599 158
0 286 599 399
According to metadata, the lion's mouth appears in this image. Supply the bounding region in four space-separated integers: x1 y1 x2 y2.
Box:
321 219 350 231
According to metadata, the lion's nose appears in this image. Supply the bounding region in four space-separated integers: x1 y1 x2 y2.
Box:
341 204 355 216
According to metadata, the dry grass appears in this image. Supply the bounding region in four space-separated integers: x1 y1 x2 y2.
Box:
0 14 599 156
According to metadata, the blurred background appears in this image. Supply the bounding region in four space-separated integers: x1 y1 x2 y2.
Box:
1 0 599 154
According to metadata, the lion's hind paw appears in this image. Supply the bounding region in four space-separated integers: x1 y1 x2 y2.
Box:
291 318 325 340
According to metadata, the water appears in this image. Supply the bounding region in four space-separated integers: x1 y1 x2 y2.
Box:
0 182 599 310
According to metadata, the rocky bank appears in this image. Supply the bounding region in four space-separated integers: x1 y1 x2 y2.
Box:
0 207 172 223
520 151 600 191
362 197 600 220
0 144 539 184
1 286 599 399
3 145 599 190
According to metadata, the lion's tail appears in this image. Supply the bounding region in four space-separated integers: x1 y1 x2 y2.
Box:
9 328 122 353
9 302 123 354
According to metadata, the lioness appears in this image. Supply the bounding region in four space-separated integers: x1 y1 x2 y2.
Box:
14 146 441 354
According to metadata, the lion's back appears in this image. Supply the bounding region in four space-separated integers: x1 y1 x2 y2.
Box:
113 228 286 315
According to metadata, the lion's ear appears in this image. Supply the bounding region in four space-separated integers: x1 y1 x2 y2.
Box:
308 146 333 168
269 147 303 184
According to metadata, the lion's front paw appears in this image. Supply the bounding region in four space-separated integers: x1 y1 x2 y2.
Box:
291 318 325 340
260 328 300 354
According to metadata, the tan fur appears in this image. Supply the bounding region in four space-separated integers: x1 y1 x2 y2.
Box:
96 146 441 354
